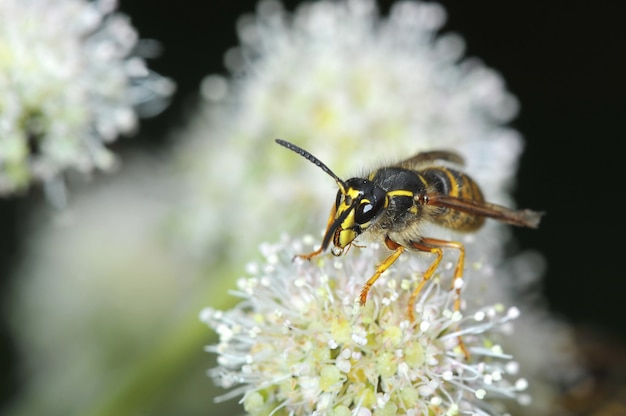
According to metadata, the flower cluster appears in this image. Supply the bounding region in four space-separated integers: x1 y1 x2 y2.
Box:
0 0 174 201
202 236 530 415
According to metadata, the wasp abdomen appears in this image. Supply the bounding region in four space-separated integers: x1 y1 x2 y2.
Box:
420 167 485 232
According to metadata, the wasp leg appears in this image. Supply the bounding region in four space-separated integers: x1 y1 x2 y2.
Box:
410 237 469 360
296 243 325 261
420 238 466 312
296 202 337 261
407 240 443 321
359 237 405 305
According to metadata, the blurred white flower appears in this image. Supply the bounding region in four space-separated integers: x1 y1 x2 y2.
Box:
0 0 175 201
5 155 194 415
5 152 242 416
202 236 531 416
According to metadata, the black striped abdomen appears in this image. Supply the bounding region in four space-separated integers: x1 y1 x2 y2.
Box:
420 167 485 231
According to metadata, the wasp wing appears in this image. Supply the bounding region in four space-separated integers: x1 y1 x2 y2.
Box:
427 193 544 229
395 150 465 170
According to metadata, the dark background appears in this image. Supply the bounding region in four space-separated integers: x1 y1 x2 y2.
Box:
1 0 625 408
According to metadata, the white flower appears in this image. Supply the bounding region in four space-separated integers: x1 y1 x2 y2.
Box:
5 155 224 416
202 235 530 416
0 0 175 200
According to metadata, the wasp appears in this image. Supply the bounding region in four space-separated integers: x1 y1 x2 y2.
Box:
276 139 543 357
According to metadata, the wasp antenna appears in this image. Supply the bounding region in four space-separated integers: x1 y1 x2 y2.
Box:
275 139 347 192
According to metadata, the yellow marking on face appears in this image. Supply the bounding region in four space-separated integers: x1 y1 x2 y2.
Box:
346 188 362 199
333 188 360 248
339 206 356 229
337 188 362 212
330 205 358 249
337 227 357 248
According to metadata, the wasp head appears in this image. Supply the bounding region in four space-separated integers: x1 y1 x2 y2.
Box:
275 139 387 256
327 178 387 255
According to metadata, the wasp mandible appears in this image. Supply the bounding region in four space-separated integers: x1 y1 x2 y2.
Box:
276 139 543 356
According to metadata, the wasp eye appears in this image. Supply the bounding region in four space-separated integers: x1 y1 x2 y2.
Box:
354 200 379 224
354 187 386 224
